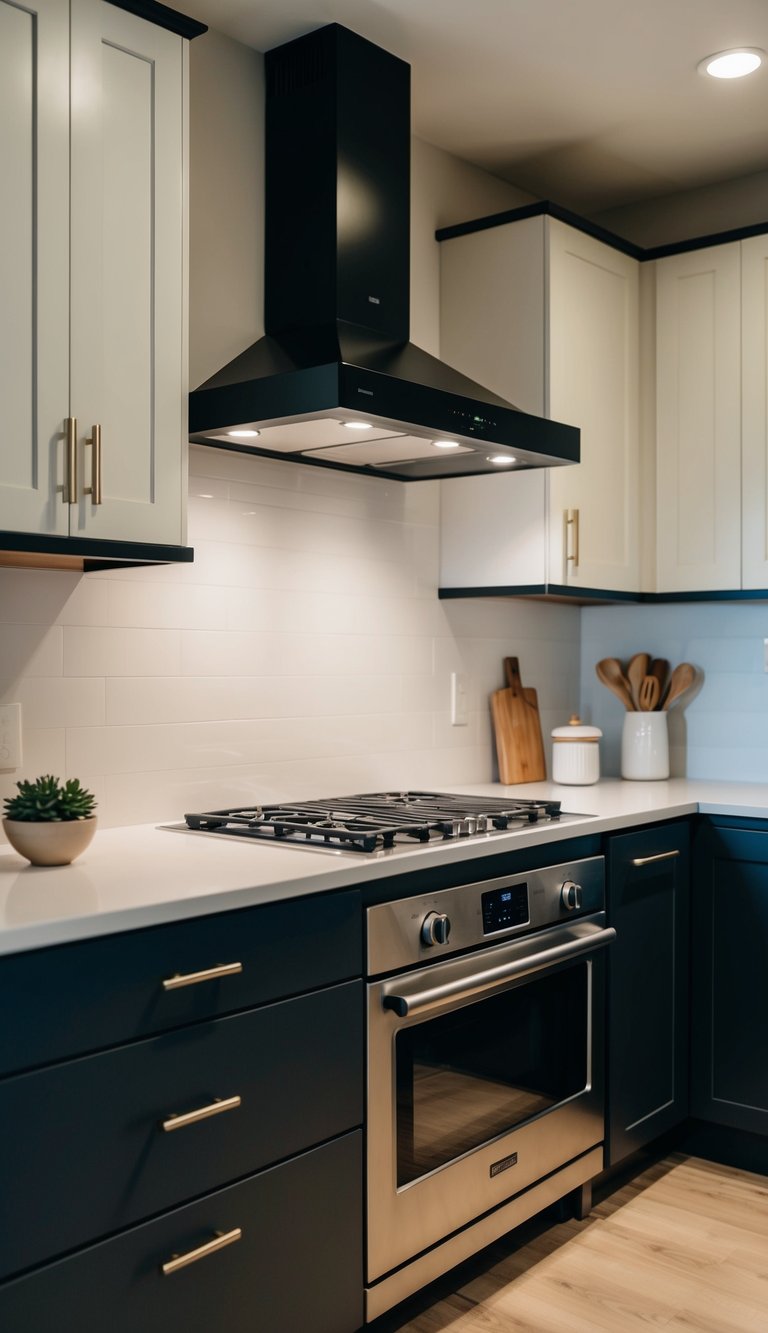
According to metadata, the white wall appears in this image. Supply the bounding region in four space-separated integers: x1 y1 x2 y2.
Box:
0 27 575 837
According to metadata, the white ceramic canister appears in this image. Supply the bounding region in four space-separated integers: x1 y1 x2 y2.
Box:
621 710 669 780
551 716 602 785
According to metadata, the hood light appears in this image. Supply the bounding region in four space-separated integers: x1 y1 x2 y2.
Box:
488 454 516 466
433 439 460 449
227 429 260 438
698 48 764 78
343 421 373 430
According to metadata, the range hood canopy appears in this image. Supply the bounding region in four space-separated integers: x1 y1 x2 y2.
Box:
189 24 579 481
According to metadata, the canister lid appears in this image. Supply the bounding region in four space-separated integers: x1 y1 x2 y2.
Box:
551 714 602 741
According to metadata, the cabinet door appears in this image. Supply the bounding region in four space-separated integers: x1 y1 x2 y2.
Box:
656 244 741 592
606 822 689 1166
0 0 69 535
692 824 768 1134
439 217 549 590
0 1131 363 1333
69 0 186 544
547 220 640 592
741 235 768 590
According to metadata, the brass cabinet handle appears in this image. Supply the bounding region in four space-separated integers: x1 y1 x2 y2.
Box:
161 1228 242 1276
631 850 681 867
162 1095 242 1133
162 961 243 991
65 417 77 503
565 508 580 567
85 423 102 504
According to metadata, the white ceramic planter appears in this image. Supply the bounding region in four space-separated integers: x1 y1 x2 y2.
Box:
621 713 669 781
2 817 97 867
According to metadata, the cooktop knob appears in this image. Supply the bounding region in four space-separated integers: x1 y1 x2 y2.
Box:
560 880 583 912
421 911 451 947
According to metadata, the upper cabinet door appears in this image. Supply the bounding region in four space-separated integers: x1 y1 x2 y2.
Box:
69 0 186 545
547 221 640 593
741 234 768 591
655 243 741 593
0 0 70 535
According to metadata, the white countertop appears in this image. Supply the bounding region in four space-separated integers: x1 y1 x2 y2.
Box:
1 778 767 956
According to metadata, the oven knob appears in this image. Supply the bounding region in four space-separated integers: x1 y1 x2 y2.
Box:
560 880 583 911
421 911 451 947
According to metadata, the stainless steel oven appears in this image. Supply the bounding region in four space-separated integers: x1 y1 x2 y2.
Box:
365 855 614 1318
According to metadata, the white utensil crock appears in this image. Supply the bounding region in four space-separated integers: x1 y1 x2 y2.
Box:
621 712 669 780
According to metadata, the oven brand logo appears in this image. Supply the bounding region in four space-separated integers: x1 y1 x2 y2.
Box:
489 1152 518 1178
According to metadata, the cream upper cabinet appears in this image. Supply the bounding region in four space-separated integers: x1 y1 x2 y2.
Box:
439 214 641 596
655 244 741 593
0 0 70 535
741 234 768 590
0 0 187 548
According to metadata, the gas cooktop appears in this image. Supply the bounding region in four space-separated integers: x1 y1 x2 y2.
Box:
179 791 594 856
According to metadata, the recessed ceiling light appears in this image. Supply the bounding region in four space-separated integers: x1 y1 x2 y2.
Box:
698 48 764 79
488 454 516 466
342 421 373 430
227 428 260 438
433 439 460 449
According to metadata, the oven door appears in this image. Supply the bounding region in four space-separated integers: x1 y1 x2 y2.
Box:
367 914 615 1282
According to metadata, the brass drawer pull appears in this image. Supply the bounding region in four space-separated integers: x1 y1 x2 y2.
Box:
162 962 243 991
162 1095 242 1133
631 850 680 867
565 508 580 568
65 417 77 504
85 423 103 504
161 1227 242 1276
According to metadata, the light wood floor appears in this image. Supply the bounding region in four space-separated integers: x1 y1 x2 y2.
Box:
390 1154 768 1332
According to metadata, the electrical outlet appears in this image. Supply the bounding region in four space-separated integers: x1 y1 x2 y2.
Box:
450 672 469 726
0 703 22 770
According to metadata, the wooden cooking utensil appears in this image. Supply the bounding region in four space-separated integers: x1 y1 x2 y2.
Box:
649 658 670 702
638 674 660 712
662 662 696 710
627 653 650 710
491 657 546 784
596 658 635 712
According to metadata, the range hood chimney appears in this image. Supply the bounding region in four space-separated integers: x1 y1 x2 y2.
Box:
188 24 579 480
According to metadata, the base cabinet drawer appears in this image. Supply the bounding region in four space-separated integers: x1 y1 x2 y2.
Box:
0 1130 363 1333
0 890 361 1076
0 980 363 1278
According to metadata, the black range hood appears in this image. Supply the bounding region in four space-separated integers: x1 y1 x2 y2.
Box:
189 24 579 481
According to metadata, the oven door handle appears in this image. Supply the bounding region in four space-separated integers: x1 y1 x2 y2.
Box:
381 925 616 1019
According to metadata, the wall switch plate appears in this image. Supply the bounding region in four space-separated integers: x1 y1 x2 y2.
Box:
0 704 22 770
450 672 469 726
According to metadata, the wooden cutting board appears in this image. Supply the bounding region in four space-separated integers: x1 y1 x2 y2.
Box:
491 657 546 784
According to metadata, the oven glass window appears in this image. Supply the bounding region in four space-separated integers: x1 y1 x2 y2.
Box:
395 962 588 1186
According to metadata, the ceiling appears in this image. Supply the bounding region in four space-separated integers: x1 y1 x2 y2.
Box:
181 0 768 216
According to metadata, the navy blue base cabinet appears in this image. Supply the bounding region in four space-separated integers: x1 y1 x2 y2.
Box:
692 822 768 1136
605 821 690 1166
0 890 364 1333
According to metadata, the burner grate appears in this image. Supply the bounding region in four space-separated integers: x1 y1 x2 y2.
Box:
184 792 563 853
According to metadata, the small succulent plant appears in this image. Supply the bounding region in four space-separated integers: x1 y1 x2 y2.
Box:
3 775 97 823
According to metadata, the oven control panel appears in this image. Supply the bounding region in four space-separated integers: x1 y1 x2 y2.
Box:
366 856 605 975
481 882 529 934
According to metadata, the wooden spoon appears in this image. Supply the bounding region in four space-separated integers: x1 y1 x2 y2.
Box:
649 658 670 702
662 663 696 710
596 658 634 711
638 674 660 711
627 653 650 710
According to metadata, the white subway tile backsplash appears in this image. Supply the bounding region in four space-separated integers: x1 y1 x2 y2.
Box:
63 627 182 677
0 451 581 824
